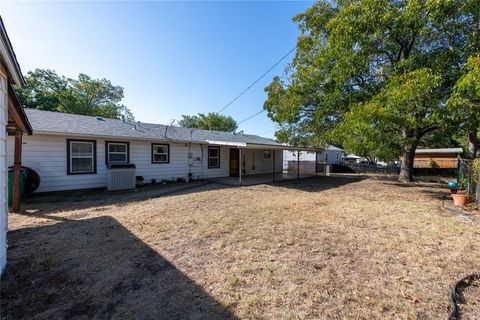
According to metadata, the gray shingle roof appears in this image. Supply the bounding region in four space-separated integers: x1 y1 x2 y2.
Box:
415 148 463 154
325 145 344 151
25 109 284 147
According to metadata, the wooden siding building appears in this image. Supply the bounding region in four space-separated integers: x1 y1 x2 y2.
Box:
411 148 463 169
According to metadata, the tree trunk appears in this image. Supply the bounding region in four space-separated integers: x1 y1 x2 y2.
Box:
467 119 478 159
399 130 419 183
399 146 416 182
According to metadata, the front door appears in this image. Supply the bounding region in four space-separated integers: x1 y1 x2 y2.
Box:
230 148 239 177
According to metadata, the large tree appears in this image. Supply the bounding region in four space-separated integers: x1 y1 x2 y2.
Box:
16 69 134 120
178 112 238 132
264 0 472 182
448 55 480 158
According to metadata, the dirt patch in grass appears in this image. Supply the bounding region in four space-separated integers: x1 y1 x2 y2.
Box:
2 177 479 319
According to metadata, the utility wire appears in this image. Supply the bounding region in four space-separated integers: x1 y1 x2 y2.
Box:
257 128 278 136
238 109 265 124
217 46 297 114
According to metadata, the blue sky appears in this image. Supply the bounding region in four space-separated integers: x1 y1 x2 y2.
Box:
1 1 312 138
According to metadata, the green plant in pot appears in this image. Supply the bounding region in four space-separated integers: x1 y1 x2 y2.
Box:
452 160 480 206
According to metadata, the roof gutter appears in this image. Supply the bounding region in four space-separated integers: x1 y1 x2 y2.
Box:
206 140 322 151
0 16 24 86
8 84 32 134
206 140 247 147
32 130 206 145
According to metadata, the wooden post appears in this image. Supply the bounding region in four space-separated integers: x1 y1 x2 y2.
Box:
272 150 275 183
476 171 480 204
297 150 300 179
238 147 242 186
12 130 22 212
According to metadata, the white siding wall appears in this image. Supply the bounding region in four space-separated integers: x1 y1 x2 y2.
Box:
7 134 286 193
284 151 316 161
0 71 8 273
284 149 344 165
7 134 242 193
320 149 344 165
189 144 229 179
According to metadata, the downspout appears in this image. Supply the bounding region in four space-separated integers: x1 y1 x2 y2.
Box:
188 129 193 180
188 142 192 181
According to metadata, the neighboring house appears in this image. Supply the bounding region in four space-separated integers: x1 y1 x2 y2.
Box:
411 148 463 169
8 109 315 193
283 145 344 165
342 154 368 165
319 145 344 165
0 16 33 275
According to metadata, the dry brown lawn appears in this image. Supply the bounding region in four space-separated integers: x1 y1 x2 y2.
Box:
1 177 479 319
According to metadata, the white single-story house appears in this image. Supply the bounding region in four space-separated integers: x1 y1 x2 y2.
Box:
284 145 344 165
8 109 318 193
1 16 33 275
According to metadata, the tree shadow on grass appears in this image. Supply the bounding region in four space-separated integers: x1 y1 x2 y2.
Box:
1 216 237 319
381 180 449 201
21 181 227 215
273 175 367 193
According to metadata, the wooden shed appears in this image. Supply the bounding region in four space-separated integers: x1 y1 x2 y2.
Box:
412 148 463 169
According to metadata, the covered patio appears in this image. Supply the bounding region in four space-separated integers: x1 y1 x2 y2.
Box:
206 140 324 186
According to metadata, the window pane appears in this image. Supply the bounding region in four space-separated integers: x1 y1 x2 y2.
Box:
72 142 93 156
109 153 127 162
72 158 93 172
153 145 168 154
209 158 219 168
209 148 219 157
109 143 127 153
154 154 168 162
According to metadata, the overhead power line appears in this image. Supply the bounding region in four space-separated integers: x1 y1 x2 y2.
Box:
257 128 278 136
217 46 297 114
238 109 265 124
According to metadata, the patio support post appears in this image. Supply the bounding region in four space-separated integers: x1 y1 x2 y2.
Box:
272 149 275 183
12 130 22 213
238 147 242 186
297 150 300 179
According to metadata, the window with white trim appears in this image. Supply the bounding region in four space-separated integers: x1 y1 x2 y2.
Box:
106 142 129 163
68 140 96 174
152 144 169 163
208 147 220 168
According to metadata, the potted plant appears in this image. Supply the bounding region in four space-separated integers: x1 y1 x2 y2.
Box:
451 191 473 206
